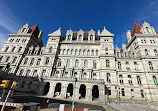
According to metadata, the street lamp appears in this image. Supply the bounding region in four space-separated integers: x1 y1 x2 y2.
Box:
72 78 77 111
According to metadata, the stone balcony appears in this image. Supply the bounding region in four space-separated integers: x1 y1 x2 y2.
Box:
42 76 104 83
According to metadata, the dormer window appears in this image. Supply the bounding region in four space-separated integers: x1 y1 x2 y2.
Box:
78 34 82 42
90 35 93 41
67 35 71 41
146 27 150 33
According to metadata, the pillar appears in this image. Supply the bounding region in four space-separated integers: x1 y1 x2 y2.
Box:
85 88 92 101
60 84 67 98
47 83 55 97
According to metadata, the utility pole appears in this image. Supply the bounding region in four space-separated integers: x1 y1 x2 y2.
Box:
72 78 77 111
0 81 19 111
1 90 12 111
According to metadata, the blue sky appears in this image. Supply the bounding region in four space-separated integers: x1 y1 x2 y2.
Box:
0 0 158 49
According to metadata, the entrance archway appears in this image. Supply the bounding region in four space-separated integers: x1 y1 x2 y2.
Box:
66 83 73 98
92 85 99 100
42 82 50 95
79 84 86 99
54 83 61 97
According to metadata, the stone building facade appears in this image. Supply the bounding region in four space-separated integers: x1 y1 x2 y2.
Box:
0 21 158 104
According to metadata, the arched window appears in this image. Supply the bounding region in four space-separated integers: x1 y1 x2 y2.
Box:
145 49 148 56
105 47 108 54
121 88 125 96
126 61 130 70
30 58 34 65
106 60 110 67
79 49 81 55
119 75 123 84
74 72 77 78
78 34 82 42
19 69 24 76
58 59 62 67
137 75 142 85
26 70 30 76
83 73 87 79
83 50 86 55
91 50 94 56
67 49 70 55
93 73 97 80
96 50 98 56
24 58 28 65
146 27 150 33
148 61 153 70
153 76 158 85
11 47 16 52
63 49 65 55
71 49 73 55
84 60 88 68
4 46 9 52
134 62 138 70
154 49 158 56
49 47 52 53
18 47 22 52
32 70 37 77
56 71 60 77
117 52 119 57
45 57 49 65
12 57 17 63
64 72 68 77
66 59 70 67
42 69 46 76
67 34 71 41
5 56 10 62
140 90 144 98
128 75 132 84
75 60 79 68
75 49 78 55
118 61 122 70
93 60 97 69
90 35 93 41
36 59 41 65
107 73 111 82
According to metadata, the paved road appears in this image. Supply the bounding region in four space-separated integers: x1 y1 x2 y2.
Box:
10 95 107 111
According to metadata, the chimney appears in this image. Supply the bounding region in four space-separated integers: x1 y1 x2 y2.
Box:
122 44 126 49
98 30 100 35
126 30 131 42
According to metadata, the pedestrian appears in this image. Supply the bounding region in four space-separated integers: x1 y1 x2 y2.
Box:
47 99 51 108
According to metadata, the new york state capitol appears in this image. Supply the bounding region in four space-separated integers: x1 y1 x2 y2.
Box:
0 21 158 104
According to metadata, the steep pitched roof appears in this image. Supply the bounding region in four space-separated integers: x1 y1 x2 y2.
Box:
29 23 40 38
131 21 142 37
99 26 114 36
48 27 61 37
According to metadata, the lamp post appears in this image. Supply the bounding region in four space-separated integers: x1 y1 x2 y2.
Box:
72 78 77 111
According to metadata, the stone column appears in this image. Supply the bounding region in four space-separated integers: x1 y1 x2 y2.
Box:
85 88 92 101
99 84 105 104
75 87 79 100
60 84 67 98
47 83 55 97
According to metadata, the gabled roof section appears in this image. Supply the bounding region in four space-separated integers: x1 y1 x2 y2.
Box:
48 27 61 37
99 26 114 36
131 21 142 37
29 23 40 38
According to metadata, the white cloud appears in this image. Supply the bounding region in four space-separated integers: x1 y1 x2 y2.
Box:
0 33 8 50
0 3 21 50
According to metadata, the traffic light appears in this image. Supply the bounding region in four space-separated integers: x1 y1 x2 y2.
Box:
0 80 10 88
11 81 19 89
